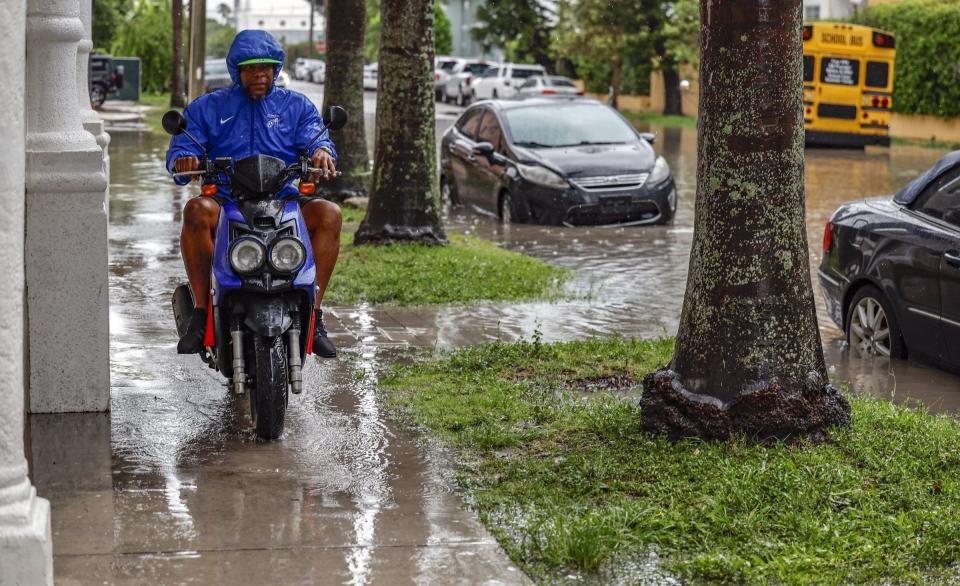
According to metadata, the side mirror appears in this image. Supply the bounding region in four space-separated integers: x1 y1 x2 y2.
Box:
472 142 495 157
162 110 187 135
323 105 348 132
639 132 656 145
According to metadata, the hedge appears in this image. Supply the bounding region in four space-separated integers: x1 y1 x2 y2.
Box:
851 0 960 118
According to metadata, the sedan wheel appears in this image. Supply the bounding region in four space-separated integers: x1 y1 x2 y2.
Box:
499 193 513 224
846 285 905 359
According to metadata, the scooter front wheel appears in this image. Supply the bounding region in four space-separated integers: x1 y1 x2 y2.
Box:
250 335 289 440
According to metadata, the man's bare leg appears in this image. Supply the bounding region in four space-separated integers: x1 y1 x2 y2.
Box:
177 197 220 353
301 198 342 357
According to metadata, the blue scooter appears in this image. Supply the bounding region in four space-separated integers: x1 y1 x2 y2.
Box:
163 106 347 440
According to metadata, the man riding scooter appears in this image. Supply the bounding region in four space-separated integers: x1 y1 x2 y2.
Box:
167 29 341 358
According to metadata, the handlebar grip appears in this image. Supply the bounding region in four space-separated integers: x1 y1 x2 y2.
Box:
306 168 343 176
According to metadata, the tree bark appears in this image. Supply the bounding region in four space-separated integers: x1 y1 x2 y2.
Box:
171 0 186 108
319 0 370 202
609 58 621 110
661 63 682 116
354 0 446 245
640 0 850 442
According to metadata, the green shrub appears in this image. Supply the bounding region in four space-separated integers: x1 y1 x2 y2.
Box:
852 0 960 117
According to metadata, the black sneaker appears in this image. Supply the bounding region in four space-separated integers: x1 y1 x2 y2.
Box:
312 308 337 358
177 308 207 354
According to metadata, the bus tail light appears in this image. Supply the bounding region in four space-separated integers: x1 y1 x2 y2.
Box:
881 97 890 108
803 25 812 41
872 32 895 49
823 221 833 253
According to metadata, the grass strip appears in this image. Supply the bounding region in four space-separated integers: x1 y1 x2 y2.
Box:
622 111 698 129
381 337 960 584
327 230 567 305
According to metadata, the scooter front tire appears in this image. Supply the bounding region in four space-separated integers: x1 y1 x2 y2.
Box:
250 335 288 440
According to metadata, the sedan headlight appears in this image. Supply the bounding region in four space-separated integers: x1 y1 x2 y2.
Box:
269 238 306 273
229 238 266 274
648 156 671 186
516 163 569 189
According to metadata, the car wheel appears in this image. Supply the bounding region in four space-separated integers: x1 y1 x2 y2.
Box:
499 192 530 224
656 187 678 224
846 285 906 359
90 84 106 109
440 174 460 206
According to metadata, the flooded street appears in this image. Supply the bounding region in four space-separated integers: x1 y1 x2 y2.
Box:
28 83 960 583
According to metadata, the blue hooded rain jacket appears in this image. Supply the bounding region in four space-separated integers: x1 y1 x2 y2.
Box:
165 30 337 199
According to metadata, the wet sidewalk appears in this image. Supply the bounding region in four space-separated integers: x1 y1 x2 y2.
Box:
27 130 530 585
29 115 960 584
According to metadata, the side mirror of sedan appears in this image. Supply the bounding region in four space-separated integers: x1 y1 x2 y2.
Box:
472 142 495 157
639 132 656 145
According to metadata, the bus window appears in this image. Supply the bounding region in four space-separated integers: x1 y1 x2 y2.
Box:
820 57 859 86
803 55 815 82
865 61 889 88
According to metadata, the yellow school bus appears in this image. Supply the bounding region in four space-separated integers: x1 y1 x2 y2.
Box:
803 22 896 147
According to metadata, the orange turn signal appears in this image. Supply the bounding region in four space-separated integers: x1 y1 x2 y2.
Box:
201 184 218 197
299 181 317 195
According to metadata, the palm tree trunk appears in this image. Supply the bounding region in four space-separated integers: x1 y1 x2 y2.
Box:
171 0 185 108
354 0 446 245
319 0 370 202
640 0 850 442
661 62 682 116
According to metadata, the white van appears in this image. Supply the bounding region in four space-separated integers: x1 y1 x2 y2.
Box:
471 63 547 100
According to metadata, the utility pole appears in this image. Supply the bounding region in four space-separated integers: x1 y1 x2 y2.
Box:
308 0 315 59
187 0 207 103
171 0 186 107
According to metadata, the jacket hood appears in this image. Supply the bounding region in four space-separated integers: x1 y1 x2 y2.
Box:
226 30 285 85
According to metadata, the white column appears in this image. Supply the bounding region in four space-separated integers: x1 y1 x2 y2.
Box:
25 0 110 413
0 0 54 582
76 0 110 183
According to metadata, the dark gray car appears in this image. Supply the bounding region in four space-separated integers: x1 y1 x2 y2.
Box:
440 97 676 226
204 59 232 93
819 150 960 372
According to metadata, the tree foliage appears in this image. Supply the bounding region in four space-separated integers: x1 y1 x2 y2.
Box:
206 18 237 59
112 0 174 93
852 0 960 117
550 0 697 99
435 2 453 56
471 0 554 66
93 0 127 52
364 0 452 62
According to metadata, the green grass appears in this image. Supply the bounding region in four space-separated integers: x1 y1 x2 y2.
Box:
138 92 172 134
622 111 698 129
327 231 568 305
891 136 960 151
381 337 960 584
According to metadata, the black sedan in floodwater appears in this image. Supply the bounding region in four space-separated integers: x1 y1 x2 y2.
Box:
439 97 677 226
819 150 960 372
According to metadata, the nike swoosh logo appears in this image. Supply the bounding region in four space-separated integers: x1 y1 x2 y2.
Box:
219 116 234 124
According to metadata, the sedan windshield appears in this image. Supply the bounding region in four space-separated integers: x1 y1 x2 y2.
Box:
504 103 637 148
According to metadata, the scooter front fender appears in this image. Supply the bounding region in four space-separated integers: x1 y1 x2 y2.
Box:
241 296 297 337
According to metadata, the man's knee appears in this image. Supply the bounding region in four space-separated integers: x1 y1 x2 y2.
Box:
183 197 220 231
304 199 342 234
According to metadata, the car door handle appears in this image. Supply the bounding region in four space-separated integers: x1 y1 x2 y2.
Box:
945 250 960 268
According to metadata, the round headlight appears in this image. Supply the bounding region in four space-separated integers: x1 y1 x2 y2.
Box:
269 238 306 273
229 238 266 274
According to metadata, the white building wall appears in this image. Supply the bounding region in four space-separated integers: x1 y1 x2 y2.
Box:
25 0 110 414
234 0 319 45
0 0 53 582
803 0 869 20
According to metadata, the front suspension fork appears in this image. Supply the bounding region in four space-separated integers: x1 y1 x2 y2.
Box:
231 320 245 396
288 315 303 394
